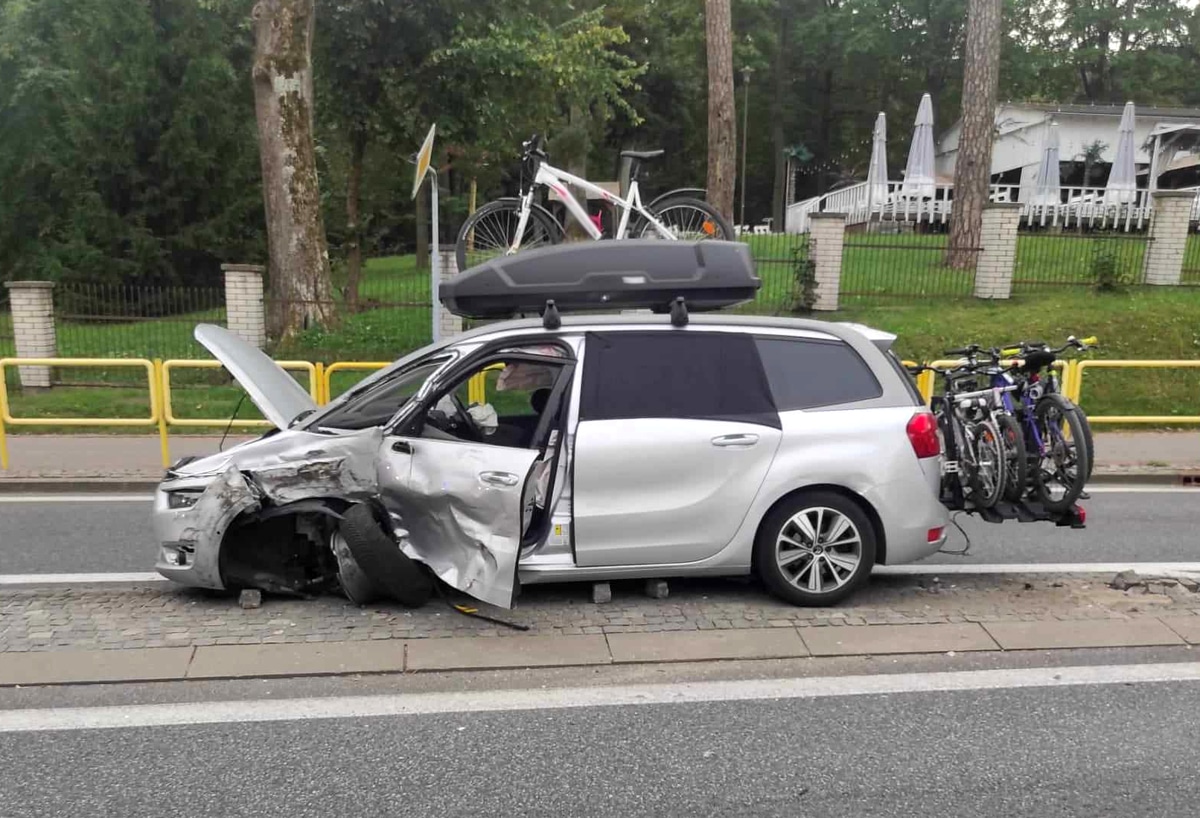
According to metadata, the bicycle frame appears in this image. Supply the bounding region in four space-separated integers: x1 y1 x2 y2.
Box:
509 161 676 253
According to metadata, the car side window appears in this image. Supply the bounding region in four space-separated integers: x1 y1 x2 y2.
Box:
754 337 882 410
579 331 780 428
315 361 443 431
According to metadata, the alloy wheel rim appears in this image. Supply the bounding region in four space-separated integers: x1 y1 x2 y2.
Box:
775 506 863 594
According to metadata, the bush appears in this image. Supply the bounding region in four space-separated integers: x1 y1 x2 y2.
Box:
791 242 819 313
1092 242 1137 292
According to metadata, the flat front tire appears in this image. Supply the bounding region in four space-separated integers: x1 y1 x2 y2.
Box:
755 491 876 606
338 504 432 608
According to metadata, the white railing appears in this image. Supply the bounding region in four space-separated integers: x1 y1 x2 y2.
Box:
786 180 1167 233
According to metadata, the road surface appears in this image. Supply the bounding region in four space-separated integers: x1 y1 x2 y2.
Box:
2 658 1199 817
0 487 1196 575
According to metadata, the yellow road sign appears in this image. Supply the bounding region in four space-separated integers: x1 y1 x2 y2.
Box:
411 124 436 200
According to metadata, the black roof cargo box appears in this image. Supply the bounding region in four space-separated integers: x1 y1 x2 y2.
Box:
438 240 760 319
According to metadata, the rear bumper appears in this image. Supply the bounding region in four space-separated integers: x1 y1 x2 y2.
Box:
867 461 948 564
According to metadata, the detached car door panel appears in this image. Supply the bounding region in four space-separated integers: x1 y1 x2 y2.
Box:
572 331 783 567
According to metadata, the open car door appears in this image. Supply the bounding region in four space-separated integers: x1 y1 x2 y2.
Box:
376 344 575 609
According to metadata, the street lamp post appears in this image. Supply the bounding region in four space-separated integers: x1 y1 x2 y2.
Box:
739 67 753 229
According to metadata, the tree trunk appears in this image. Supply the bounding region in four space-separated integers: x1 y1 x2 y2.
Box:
251 0 334 340
345 128 366 311
946 0 1002 269
705 0 736 222
770 2 792 231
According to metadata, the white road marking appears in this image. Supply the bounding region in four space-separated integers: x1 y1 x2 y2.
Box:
0 495 154 503
1083 485 1199 494
3 661 1199 733
877 562 1200 576
0 573 165 585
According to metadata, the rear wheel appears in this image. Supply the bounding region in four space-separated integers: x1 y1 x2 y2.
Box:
1032 394 1090 512
997 414 1028 502
455 199 561 271
755 491 876 606
637 197 735 241
967 419 1005 509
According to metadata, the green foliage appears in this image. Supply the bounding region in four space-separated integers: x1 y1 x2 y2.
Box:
1091 242 1137 292
0 0 263 288
790 242 818 313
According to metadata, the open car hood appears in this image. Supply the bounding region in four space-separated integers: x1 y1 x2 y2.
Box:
193 324 317 430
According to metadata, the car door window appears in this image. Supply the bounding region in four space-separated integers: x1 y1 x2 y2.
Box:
419 353 569 448
754 337 882 410
579 331 780 428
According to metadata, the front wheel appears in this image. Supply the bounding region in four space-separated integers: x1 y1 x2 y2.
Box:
967 419 1005 510
755 491 876 606
637 197 736 241
1032 394 1090 512
455 200 562 272
997 414 1028 503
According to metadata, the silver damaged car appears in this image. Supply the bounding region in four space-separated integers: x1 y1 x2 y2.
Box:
154 315 948 608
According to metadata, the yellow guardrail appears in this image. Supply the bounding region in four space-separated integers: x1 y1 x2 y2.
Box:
1072 360 1200 424
0 357 162 470
161 359 319 429
321 362 390 405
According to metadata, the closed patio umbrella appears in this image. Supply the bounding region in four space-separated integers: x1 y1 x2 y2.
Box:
901 94 936 198
1104 101 1137 205
1031 123 1061 207
866 112 889 210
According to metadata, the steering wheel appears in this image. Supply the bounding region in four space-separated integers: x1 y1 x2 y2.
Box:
427 392 484 442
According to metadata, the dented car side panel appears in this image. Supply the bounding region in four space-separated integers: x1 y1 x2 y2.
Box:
154 466 261 588
380 436 541 609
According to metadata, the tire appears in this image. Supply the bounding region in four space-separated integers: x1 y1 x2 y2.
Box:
1073 405 1095 481
338 504 432 608
455 200 562 272
968 419 1005 509
755 491 876 606
997 414 1028 503
637 196 736 242
1032 394 1090 512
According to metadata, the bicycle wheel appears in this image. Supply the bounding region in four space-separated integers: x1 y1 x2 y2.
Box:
968 419 1005 509
1073 405 1095 481
455 200 561 272
997 413 1028 503
1032 394 1090 512
637 197 736 241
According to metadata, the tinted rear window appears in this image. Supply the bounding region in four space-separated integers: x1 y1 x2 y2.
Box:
580 331 780 428
754 338 882 410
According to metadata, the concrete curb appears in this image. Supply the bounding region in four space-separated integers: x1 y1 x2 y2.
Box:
2 618 1196 687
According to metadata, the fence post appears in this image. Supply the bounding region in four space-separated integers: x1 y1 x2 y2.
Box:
3 280 57 388
974 202 1022 300
436 245 463 339
808 213 845 311
221 264 267 348
1143 190 1192 286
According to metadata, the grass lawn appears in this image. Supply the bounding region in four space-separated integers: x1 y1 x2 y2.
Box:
4 241 1199 432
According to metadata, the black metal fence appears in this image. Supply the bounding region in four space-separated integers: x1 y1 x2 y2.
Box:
1014 228 1151 292
1180 229 1200 286
838 228 978 302
738 233 809 315
0 289 13 358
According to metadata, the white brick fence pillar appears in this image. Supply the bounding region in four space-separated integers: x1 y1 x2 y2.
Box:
974 203 1022 300
1143 190 1193 286
436 245 463 340
808 213 846 311
221 264 267 348
4 281 57 388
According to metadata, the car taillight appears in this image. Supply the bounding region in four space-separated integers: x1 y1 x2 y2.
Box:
1076 505 1086 525
927 527 945 543
907 412 941 459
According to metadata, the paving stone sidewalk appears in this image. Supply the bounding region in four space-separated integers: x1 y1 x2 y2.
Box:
4 574 1199 654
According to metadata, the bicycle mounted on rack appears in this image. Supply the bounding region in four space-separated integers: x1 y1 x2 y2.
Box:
909 335 1095 529
455 134 734 272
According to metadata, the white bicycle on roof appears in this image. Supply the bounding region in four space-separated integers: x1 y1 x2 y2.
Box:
455 134 736 271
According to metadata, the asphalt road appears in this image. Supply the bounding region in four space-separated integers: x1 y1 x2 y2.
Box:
0 488 1198 575
3 668 1200 817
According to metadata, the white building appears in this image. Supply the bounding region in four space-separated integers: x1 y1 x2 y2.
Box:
935 102 1200 197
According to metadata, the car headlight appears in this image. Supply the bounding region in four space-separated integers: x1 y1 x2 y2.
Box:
167 489 204 510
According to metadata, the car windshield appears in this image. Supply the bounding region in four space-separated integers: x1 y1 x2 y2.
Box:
313 360 445 431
